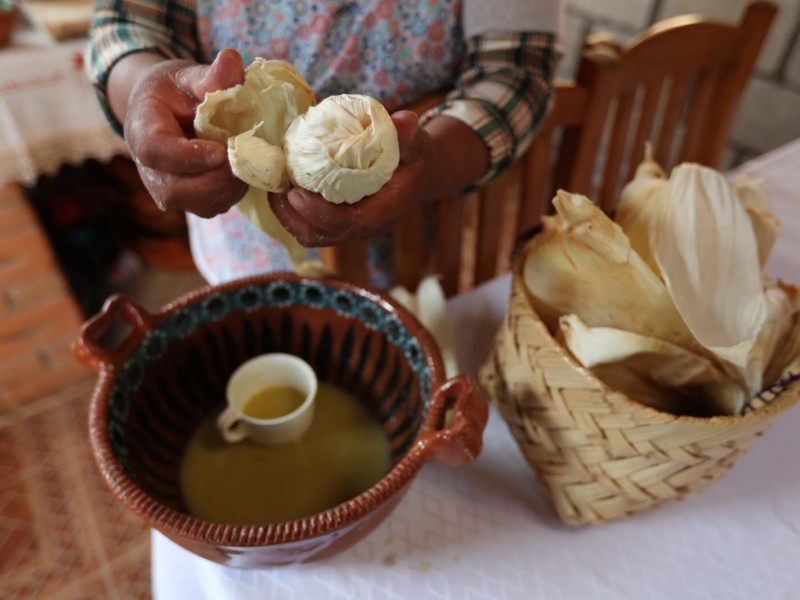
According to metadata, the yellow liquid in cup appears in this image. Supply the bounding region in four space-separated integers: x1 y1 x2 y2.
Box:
180 383 391 524
242 385 306 420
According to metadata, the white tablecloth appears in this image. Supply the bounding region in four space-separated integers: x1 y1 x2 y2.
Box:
0 33 128 186
152 140 800 599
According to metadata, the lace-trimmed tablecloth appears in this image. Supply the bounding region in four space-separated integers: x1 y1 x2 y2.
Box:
0 37 128 186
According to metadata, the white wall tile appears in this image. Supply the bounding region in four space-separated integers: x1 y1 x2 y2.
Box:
557 12 588 81
565 0 655 29
731 78 800 154
785 33 800 88
559 0 800 162
657 0 800 76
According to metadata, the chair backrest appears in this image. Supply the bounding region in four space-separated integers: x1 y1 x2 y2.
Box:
320 1 775 295
561 0 776 211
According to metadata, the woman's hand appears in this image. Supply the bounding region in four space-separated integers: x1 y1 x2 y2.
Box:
268 110 435 247
268 110 488 247
117 49 248 218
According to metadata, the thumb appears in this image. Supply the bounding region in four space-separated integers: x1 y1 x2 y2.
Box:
391 110 421 161
179 48 246 100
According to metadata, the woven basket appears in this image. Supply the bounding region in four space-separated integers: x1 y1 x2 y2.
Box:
478 267 800 526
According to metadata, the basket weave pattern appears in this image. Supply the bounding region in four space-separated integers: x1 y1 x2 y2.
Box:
478 272 800 526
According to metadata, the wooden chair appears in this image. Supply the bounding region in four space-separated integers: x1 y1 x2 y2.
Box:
320 1 776 296
560 0 776 212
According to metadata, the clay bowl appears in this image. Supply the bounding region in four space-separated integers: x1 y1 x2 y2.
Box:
73 273 488 568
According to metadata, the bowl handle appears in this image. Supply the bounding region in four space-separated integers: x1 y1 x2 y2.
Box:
413 374 489 466
71 294 153 371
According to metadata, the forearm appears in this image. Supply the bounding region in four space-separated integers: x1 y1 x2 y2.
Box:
107 52 169 127
423 115 489 200
85 0 201 135
422 31 559 186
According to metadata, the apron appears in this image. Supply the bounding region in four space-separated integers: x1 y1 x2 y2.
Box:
188 0 466 288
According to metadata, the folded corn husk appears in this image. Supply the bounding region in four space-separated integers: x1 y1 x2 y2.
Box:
390 276 458 378
559 314 746 415
614 143 667 276
763 281 800 386
523 190 701 352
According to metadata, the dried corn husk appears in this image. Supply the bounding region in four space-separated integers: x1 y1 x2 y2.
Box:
235 187 327 277
194 59 323 274
650 164 767 371
733 176 780 268
614 143 667 275
520 157 799 417
522 190 700 351
195 58 315 188
390 276 458 378
559 313 746 415
762 281 800 386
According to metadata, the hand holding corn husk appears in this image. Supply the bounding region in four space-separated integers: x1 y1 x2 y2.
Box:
194 58 320 274
194 57 399 273
195 58 315 192
523 153 800 416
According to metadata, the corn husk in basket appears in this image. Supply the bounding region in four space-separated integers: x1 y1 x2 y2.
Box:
478 267 800 526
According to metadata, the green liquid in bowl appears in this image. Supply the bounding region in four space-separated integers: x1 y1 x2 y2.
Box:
180 383 391 524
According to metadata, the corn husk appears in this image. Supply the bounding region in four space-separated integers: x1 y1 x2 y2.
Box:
235 187 327 277
559 314 746 415
390 276 458 378
522 190 700 351
733 176 780 268
227 127 289 192
520 155 798 417
650 164 768 369
194 59 323 274
614 143 667 275
763 281 800 385
194 58 314 156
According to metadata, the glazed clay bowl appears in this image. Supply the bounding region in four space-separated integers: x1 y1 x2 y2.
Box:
73 273 488 569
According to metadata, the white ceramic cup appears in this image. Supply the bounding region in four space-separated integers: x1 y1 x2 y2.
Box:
217 353 318 445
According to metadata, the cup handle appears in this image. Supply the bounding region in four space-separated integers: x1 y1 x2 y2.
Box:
413 374 489 466
216 405 249 443
71 294 153 372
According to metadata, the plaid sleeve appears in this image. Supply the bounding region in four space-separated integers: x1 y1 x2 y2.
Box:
85 0 201 135
420 32 558 185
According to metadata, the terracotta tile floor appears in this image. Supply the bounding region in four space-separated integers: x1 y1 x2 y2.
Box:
0 263 207 599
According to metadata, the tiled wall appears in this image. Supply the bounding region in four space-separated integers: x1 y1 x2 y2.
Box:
558 0 800 166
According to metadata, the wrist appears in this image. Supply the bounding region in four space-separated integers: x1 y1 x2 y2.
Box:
107 51 168 126
421 115 489 200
